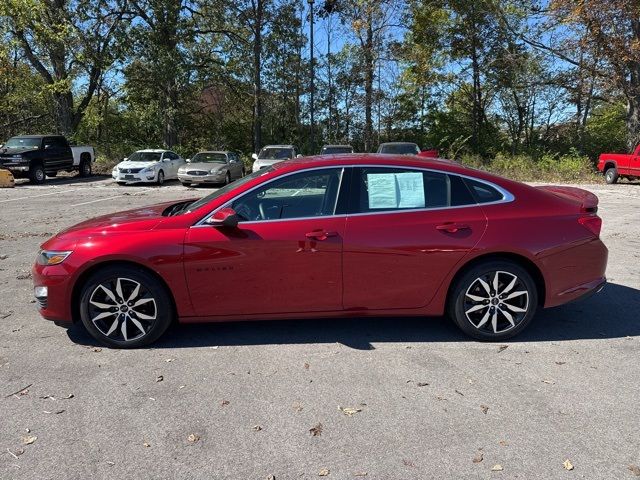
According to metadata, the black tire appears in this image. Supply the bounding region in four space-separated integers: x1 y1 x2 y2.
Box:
224 172 231 185
29 163 46 184
157 170 165 186
605 167 619 184
448 260 538 341
79 159 92 177
79 265 174 348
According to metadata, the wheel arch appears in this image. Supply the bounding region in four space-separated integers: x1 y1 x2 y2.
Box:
70 260 178 324
603 160 617 171
445 252 546 311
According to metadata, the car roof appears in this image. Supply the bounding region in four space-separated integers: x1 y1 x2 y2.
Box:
379 142 418 146
261 145 295 148
10 135 56 139
136 149 169 153
322 144 353 148
196 151 229 154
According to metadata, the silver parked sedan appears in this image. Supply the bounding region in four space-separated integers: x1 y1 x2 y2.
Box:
178 151 245 186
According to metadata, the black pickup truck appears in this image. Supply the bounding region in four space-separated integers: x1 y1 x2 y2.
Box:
0 135 95 184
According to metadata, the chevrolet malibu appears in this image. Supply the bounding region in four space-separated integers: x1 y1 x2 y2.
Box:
34 155 607 347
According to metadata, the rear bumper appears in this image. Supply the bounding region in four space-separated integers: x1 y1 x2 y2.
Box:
539 237 608 308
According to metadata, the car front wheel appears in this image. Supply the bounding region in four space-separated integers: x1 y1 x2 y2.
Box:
448 261 538 341
79 265 174 348
605 167 619 184
157 170 165 186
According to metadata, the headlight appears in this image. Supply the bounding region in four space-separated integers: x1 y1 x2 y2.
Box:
210 168 222 174
37 250 72 266
140 166 153 173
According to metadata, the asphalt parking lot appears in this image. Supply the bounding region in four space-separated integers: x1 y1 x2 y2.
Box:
1 175 639 479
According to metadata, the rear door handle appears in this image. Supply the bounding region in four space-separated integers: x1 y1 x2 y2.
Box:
436 222 470 233
305 230 338 241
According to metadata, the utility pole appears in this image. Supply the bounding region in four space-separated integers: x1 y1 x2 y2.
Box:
308 0 315 154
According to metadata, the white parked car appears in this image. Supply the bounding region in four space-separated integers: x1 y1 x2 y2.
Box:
112 149 185 186
251 145 301 173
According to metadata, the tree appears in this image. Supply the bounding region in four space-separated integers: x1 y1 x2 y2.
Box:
1 0 127 136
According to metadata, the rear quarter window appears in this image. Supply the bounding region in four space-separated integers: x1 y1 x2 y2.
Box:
464 178 505 203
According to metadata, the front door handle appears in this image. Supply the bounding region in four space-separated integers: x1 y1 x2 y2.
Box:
305 230 337 241
436 222 470 233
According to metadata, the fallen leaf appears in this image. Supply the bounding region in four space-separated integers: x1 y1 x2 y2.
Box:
563 459 574 471
338 406 362 416
309 423 323 436
62 394 74 399
319 468 330 476
22 435 37 445
491 464 503 471
403 459 415 467
266 476 275 480
497 345 508 353
354 473 368 477
628 465 640 476
455 389 464 396
293 404 303 412
473 451 484 463
542 379 555 384
480 405 489 414
179 385 186 389
156 375 163 383
165 358 174 363
106 461 116 466
417 382 429 387
499 440 508 447
92 348 102 352
43 409 65 414
187 433 200 443
253 425 262 431
304 362 310 370
221 400 230 406
143 442 150 448
555 361 566 365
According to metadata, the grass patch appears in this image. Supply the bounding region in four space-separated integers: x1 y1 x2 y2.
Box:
459 151 600 183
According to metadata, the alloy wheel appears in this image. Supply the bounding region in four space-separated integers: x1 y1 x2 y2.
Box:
463 270 529 334
87 277 157 342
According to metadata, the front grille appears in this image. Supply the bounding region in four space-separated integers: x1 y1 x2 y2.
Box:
187 170 208 176
36 297 48 309
119 168 142 174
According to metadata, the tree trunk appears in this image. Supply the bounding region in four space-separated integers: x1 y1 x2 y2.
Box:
626 94 640 152
253 0 264 153
363 19 374 152
52 91 74 136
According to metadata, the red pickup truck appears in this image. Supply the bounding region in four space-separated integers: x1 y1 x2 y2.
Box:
598 145 640 184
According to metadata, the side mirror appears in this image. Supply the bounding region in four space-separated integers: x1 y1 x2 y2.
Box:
186 158 191 163
44 144 52 150
162 157 170 162
206 207 239 228
123 157 128 161
296 154 303 158
251 153 258 161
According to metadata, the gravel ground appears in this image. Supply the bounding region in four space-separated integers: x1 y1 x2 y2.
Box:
0 175 639 480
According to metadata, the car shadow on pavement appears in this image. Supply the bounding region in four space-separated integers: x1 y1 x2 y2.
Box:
14 175 111 187
67 282 640 350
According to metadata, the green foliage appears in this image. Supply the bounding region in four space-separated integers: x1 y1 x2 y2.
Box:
460 150 598 183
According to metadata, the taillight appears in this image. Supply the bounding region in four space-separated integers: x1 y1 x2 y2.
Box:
578 216 602 237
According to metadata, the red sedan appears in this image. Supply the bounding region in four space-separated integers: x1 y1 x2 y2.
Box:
33 155 608 347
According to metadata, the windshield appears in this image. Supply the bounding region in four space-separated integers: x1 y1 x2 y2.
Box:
321 146 353 154
186 167 274 213
258 147 294 160
128 151 162 162
192 152 227 164
378 144 420 155
4 137 41 149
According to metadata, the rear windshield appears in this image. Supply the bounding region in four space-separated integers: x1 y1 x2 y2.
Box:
4 137 41 149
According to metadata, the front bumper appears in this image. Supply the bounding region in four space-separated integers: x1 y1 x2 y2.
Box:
112 172 157 183
32 262 74 323
178 173 225 184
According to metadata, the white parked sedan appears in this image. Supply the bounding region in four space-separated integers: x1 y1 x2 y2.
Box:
112 149 185 185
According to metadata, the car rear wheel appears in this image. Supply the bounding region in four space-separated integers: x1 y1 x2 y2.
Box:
29 163 45 184
448 261 538 341
79 265 174 348
79 159 92 177
605 167 619 184
157 170 165 186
